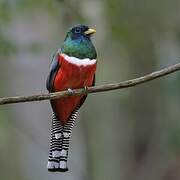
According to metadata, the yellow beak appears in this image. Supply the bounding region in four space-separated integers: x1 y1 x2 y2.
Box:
84 28 96 35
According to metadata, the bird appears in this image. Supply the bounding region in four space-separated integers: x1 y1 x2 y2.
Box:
46 24 97 172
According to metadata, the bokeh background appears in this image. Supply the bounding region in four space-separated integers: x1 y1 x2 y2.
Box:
0 0 180 180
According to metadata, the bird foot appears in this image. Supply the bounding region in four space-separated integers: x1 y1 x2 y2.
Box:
67 88 73 95
84 86 88 93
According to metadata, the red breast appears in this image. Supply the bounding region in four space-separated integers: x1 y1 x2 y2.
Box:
52 54 97 124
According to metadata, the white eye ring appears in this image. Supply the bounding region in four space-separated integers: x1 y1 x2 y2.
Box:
75 28 81 33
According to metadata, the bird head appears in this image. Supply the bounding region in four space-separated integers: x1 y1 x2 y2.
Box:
61 25 97 59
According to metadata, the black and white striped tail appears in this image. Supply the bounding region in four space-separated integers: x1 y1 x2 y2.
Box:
59 108 78 170
47 113 63 171
47 109 78 172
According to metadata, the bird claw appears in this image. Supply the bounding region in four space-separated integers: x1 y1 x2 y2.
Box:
84 86 88 93
67 88 73 95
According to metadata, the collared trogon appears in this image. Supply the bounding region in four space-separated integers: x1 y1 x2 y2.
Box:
46 25 97 172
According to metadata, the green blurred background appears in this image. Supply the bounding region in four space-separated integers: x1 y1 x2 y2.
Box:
0 0 180 180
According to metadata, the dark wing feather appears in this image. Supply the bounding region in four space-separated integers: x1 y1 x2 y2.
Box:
46 52 60 92
92 74 95 86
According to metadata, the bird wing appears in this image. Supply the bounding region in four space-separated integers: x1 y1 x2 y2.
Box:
46 51 61 92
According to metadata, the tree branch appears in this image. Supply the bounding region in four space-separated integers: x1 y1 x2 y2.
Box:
0 62 180 105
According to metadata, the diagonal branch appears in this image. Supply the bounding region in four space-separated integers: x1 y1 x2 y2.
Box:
0 62 180 105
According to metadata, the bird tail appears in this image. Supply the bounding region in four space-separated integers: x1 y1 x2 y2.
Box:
47 113 63 172
59 108 78 170
47 109 78 172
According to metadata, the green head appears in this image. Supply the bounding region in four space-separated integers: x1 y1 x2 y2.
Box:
61 25 97 59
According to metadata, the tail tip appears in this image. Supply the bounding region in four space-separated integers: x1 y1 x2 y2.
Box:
47 161 69 172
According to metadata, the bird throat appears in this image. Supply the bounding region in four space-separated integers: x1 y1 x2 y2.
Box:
61 37 97 59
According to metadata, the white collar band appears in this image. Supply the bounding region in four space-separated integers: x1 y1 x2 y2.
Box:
61 53 97 66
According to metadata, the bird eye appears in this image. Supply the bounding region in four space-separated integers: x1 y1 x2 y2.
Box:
74 27 81 33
